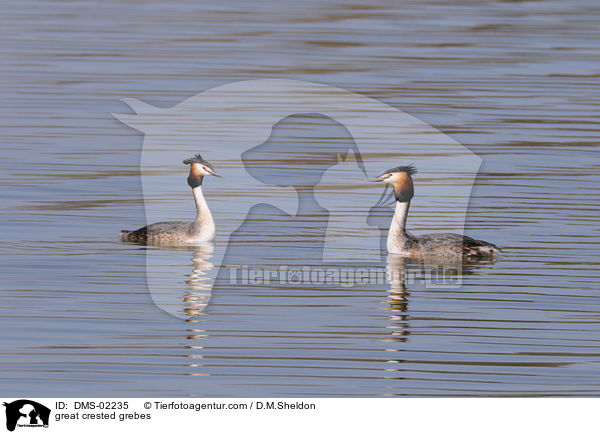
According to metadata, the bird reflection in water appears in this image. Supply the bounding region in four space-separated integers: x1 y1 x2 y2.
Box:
184 250 210 370
179 244 215 372
182 244 216 317
129 243 217 319
385 255 410 344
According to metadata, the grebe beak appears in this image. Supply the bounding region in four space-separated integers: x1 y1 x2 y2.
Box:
207 167 224 178
366 174 387 182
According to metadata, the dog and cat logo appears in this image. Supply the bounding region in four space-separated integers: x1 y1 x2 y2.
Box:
3 400 50 431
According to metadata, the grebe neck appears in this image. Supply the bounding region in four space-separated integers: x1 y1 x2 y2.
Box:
392 200 410 231
192 186 213 222
387 200 411 254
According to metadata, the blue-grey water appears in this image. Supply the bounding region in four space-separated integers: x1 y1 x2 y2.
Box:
1 0 599 396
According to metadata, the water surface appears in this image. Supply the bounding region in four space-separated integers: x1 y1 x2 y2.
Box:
1 0 599 396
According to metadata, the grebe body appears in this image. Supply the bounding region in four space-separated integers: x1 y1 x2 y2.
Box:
368 165 500 259
121 154 222 245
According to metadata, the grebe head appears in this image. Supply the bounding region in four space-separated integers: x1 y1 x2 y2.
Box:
183 153 223 188
367 165 416 202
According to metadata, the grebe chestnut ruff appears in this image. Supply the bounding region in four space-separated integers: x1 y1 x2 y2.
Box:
368 165 501 258
121 154 222 245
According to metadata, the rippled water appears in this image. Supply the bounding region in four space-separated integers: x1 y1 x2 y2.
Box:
1 0 599 396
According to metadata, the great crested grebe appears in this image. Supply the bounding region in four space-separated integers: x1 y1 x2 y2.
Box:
368 165 501 258
121 154 223 245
